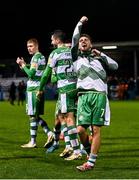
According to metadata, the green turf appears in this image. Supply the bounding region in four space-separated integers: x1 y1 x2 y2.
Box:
0 100 139 179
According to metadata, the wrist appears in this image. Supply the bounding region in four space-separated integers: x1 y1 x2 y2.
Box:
21 63 26 68
39 90 43 94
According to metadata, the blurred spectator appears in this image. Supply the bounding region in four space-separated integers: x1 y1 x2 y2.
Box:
127 77 136 100
117 81 128 100
107 76 119 100
136 76 139 97
9 81 16 105
17 80 26 105
0 83 4 101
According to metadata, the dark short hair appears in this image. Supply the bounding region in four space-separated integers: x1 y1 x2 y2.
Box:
80 34 93 44
51 29 66 43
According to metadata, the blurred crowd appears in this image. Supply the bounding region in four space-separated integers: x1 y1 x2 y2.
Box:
0 80 26 105
0 76 139 102
108 76 139 100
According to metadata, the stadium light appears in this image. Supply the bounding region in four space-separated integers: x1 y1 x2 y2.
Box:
102 46 117 49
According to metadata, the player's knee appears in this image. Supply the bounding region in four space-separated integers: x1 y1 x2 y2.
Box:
77 125 86 134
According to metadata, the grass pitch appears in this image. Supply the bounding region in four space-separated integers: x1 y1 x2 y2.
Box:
0 100 139 179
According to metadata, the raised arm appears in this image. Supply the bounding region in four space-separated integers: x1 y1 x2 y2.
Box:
71 16 88 61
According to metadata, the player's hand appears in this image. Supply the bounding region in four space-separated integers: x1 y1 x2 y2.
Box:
36 91 43 100
92 49 101 56
16 57 26 68
80 16 88 24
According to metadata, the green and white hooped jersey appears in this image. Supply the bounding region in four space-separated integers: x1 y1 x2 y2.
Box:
73 54 111 93
47 47 77 93
71 21 118 93
27 52 46 91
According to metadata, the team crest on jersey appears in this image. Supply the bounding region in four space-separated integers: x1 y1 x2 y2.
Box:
31 63 37 68
79 115 84 121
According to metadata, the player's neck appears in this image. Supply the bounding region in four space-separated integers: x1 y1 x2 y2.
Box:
58 43 65 48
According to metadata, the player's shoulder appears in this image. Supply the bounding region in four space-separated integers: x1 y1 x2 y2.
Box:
32 52 45 62
53 47 70 54
35 52 45 59
49 49 59 59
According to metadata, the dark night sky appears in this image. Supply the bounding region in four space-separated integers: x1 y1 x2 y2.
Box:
0 0 139 59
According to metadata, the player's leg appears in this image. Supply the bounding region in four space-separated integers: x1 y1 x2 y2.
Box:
64 112 82 160
58 113 73 157
46 116 61 153
77 93 106 171
21 91 38 148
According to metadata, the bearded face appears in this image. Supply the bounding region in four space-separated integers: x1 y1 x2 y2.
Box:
79 36 92 52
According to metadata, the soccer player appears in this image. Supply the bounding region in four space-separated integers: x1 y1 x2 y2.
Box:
16 38 54 148
46 42 72 154
71 16 118 171
37 30 82 160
